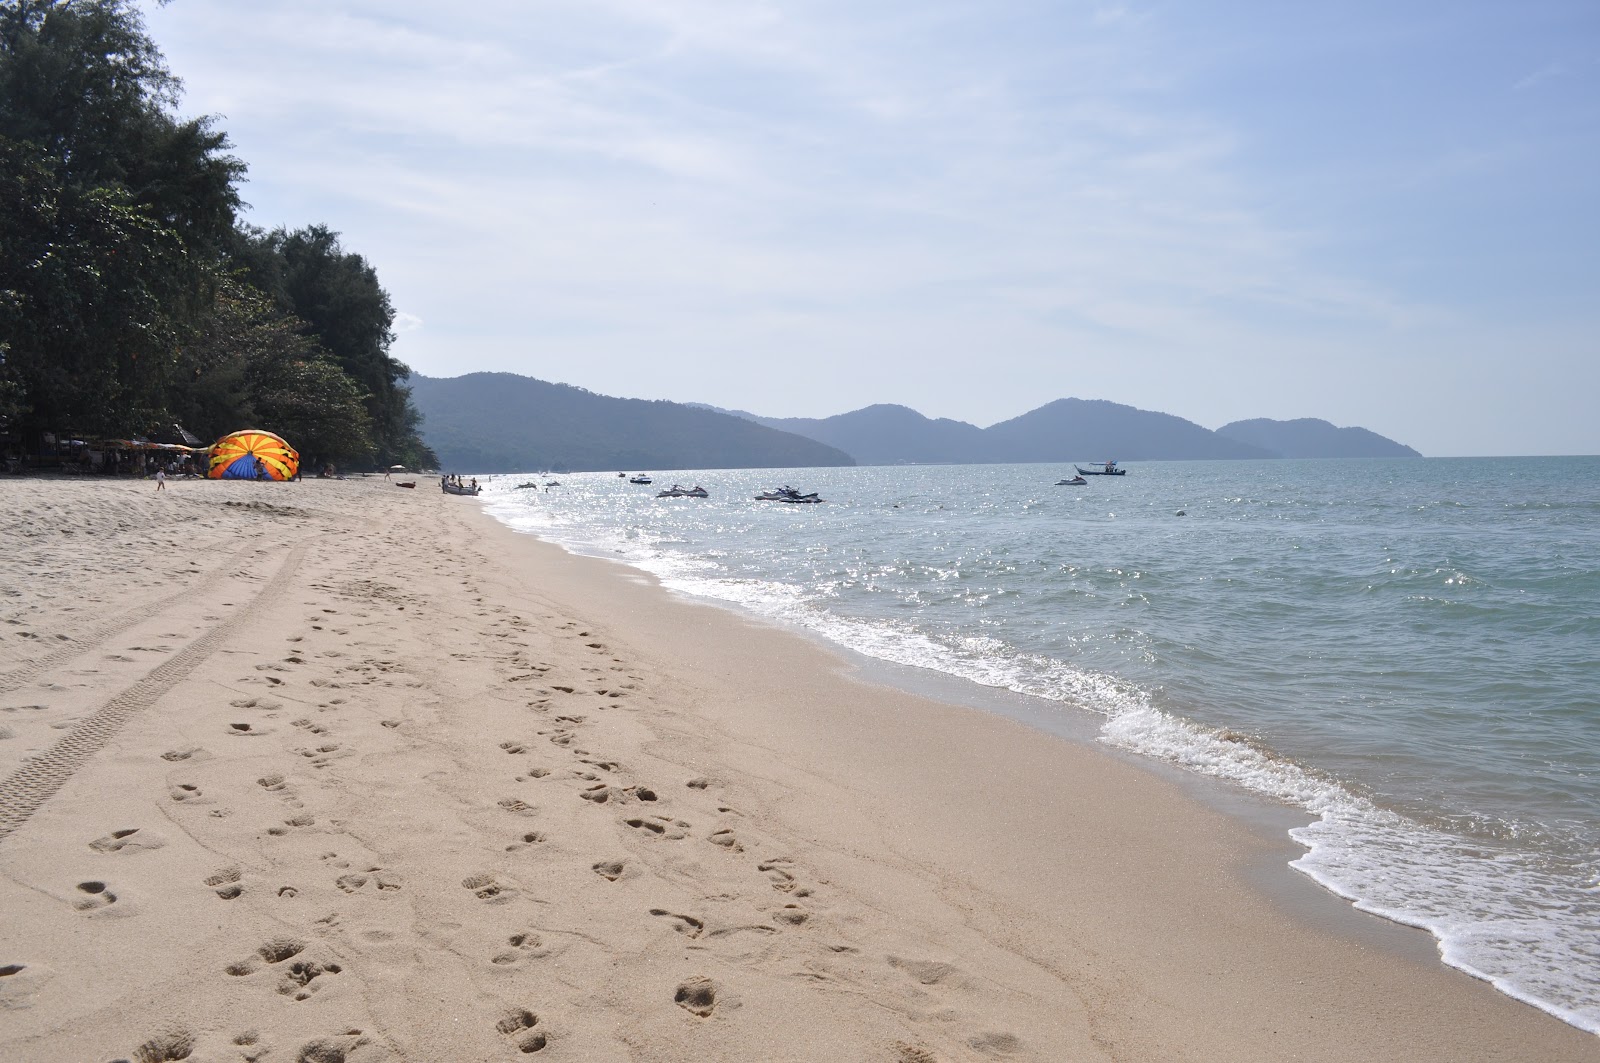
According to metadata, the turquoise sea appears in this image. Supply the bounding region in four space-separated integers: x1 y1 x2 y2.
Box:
478 456 1600 1032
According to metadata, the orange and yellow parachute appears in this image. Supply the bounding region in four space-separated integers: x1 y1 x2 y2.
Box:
207 430 299 481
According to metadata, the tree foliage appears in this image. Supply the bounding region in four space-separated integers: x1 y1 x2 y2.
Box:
0 0 434 467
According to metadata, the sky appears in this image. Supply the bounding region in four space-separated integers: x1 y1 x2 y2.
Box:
142 0 1599 456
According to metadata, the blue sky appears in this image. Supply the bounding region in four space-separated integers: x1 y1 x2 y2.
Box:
144 0 1598 455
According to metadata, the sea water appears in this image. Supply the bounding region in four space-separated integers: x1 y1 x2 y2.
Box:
478 457 1600 1032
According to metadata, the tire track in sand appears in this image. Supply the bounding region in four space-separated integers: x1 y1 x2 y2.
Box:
0 540 266 696
0 540 315 842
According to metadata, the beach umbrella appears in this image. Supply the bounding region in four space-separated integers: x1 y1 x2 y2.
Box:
389 464 407 471
207 429 299 481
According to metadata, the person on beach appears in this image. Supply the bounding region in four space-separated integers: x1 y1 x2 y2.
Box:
154 468 165 492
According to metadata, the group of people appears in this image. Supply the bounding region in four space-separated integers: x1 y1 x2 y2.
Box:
441 473 478 492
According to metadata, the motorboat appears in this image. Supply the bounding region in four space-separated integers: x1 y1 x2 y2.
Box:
1055 476 1088 486
756 485 823 503
442 480 480 495
1075 461 1126 476
657 484 710 498
515 482 539 489
629 475 653 484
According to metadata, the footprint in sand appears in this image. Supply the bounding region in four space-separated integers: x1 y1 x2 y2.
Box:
462 873 515 904
495 1008 547 1053
967 1032 1025 1057
887 955 960 986
498 798 538 816
490 932 550 966
648 909 705 938
505 831 548 852
0 963 54 1011
159 747 203 762
772 904 810 926
335 868 402 893
226 938 342 1001
293 1032 374 1062
591 860 626 882
89 827 165 854
673 976 718 1018
623 816 691 840
758 858 807 895
295 743 347 768
276 957 342 1001
72 880 118 912
227 722 270 737
169 783 203 802
127 1029 196 1062
707 829 742 852
205 867 243 900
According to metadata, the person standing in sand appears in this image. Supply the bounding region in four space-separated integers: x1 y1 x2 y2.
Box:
154 467 166 492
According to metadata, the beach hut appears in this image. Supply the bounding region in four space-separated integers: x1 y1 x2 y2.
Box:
207 430 299 481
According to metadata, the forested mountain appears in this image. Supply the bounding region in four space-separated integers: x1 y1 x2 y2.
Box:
983 398 1271 461
410 374 855 472
0 0 433 468
745 404 995 465
439 383 1418 469
711 398 1347 462
1216 418 1421 458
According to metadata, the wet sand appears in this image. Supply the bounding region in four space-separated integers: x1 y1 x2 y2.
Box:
1 477 1594 1062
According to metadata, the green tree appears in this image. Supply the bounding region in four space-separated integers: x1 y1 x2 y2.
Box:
173 277 377 462
237 224 433 468
0 0 243 437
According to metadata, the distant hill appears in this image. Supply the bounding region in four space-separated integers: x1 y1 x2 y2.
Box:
1216 418 1421 458
983 398 1272 461
415 373 1421 470
745 404 995 465
704 397 1276 463
410 374 855 472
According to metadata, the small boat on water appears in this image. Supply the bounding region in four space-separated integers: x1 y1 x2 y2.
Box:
1075 461 1126 476
442 480 480 495
629 475 653 484
1055 476 1088 486
657 484 709 498
515 482 539 489
756 485 824 503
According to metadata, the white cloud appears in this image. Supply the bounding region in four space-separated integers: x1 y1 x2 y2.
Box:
143 0 1600 454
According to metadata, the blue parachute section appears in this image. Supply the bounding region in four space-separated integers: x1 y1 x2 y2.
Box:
220 454 264 479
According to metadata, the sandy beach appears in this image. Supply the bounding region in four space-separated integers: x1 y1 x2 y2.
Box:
0 477 1594 1063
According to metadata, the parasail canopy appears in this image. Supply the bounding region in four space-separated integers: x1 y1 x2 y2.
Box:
208 429 299 481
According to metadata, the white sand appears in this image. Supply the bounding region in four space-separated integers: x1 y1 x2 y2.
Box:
1 477 1594 1062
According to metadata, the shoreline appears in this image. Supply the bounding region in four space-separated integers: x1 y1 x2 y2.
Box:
464 498 1599 1054
1 478 1594 1061
468 491 1540 987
